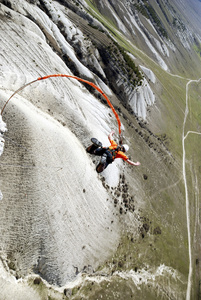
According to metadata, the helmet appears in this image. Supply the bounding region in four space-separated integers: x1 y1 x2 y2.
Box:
122 144 129 152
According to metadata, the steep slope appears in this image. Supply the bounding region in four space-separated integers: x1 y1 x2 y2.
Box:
0 0 201 299
0 0 123 290
86 0 201 75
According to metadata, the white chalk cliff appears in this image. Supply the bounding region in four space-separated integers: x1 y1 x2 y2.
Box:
0 0 201 299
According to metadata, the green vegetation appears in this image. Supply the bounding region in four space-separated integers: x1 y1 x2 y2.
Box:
72 1 201 298
172 17 186 31
87 23 105 33
133 1 168 38
69 223 187 299
193 42 201 59
84 0 144 87
133 2 149 18
106 40 144 87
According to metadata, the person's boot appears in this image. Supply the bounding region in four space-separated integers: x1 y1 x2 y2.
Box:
91 138 102 147
86 138 102 153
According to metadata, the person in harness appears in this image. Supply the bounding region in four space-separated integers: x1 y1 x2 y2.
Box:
86 131 141 173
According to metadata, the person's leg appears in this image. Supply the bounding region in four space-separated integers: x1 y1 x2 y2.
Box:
105 150 113 163
99 150 113 169
86 144 99 153
96 151 114 173
94 147 106 156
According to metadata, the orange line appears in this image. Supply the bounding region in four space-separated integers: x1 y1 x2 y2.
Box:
38 74 121 135
1 74 122 136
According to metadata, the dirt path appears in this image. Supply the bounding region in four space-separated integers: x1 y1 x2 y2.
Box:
182 78 201 300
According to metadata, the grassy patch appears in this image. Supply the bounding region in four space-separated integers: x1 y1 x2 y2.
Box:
133 1 168 38
193 43 201 59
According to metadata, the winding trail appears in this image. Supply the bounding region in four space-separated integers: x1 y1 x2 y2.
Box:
182 78 201 300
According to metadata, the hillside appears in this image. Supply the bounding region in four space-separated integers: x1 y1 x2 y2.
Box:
0 0 201 299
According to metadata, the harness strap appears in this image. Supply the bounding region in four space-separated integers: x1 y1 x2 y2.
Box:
108 146 120 160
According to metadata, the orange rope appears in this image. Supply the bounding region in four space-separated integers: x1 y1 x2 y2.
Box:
38 74 122 136
1 74 122 136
